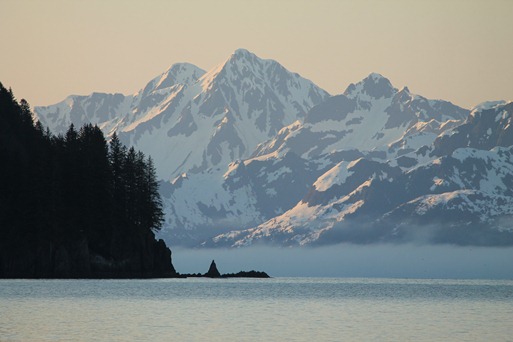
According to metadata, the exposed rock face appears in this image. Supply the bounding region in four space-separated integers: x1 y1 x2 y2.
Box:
204 260 221 278
211 101 513 247
35 49 329 180
33 50 512 249
158 72 470 247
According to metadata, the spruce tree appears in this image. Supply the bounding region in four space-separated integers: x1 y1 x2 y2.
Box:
109 132 127 231
78 124 112 247
144 156 164 232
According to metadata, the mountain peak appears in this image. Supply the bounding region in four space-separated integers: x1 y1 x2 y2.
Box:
158 62 205 88
139 62 205 97
232 48 254 57
367 72 387 82
198 49 265 92
226 48 261 65
200 48 328 103
165 62 203 75
344 73 397 100
399 86 410 94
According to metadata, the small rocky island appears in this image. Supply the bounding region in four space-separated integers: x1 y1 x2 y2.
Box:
181 260 270 278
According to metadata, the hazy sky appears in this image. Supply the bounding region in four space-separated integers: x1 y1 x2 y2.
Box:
1 0 512 108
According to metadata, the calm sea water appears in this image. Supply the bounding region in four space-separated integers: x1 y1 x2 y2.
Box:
1 278 512 341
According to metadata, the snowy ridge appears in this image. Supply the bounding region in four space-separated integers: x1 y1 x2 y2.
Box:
35 49 329 179
36 63 206 139
36 92 131 135
405 190 513 221
211 102 513 247
34 51 512 247
252 74 468 161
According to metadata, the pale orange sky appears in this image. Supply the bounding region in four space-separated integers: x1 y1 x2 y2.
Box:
1 0 511 109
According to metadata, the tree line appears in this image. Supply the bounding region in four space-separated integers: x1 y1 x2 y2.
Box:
0 82 164 258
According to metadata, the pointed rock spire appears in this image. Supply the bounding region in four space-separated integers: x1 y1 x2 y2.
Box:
204 260 221 278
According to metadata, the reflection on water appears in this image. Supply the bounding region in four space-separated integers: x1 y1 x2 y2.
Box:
1 278 512 341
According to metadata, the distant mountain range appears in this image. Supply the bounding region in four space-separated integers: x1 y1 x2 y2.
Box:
35 49 513 247
36 49 328 179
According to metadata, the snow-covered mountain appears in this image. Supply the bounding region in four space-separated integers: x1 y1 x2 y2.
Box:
211 101 513 247
36 63 206 141
35 51 512 248
161 73 474 246
252 73 468 159
35 49 329 180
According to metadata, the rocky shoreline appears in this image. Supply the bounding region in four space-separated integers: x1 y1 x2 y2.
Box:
0 231 177 279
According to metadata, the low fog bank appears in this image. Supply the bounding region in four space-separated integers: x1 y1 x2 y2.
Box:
171 244 513 279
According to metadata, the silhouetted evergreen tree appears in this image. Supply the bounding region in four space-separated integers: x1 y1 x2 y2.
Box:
144 156 164 232
61 123 83 239
109 132 127 232
0 83 171 278
0 86 47 247
77 124 112 251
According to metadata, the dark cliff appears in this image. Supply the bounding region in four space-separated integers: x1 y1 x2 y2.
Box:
0 230 177 278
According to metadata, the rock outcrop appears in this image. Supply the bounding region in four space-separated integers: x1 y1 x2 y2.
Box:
0 230 177 279
222 270 270 278
180 260 270 278
204 260 222 278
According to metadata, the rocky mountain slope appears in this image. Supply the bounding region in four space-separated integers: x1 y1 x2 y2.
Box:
34 50 512 247
36 49 329 180
212 101 513 247
160 73 472 245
